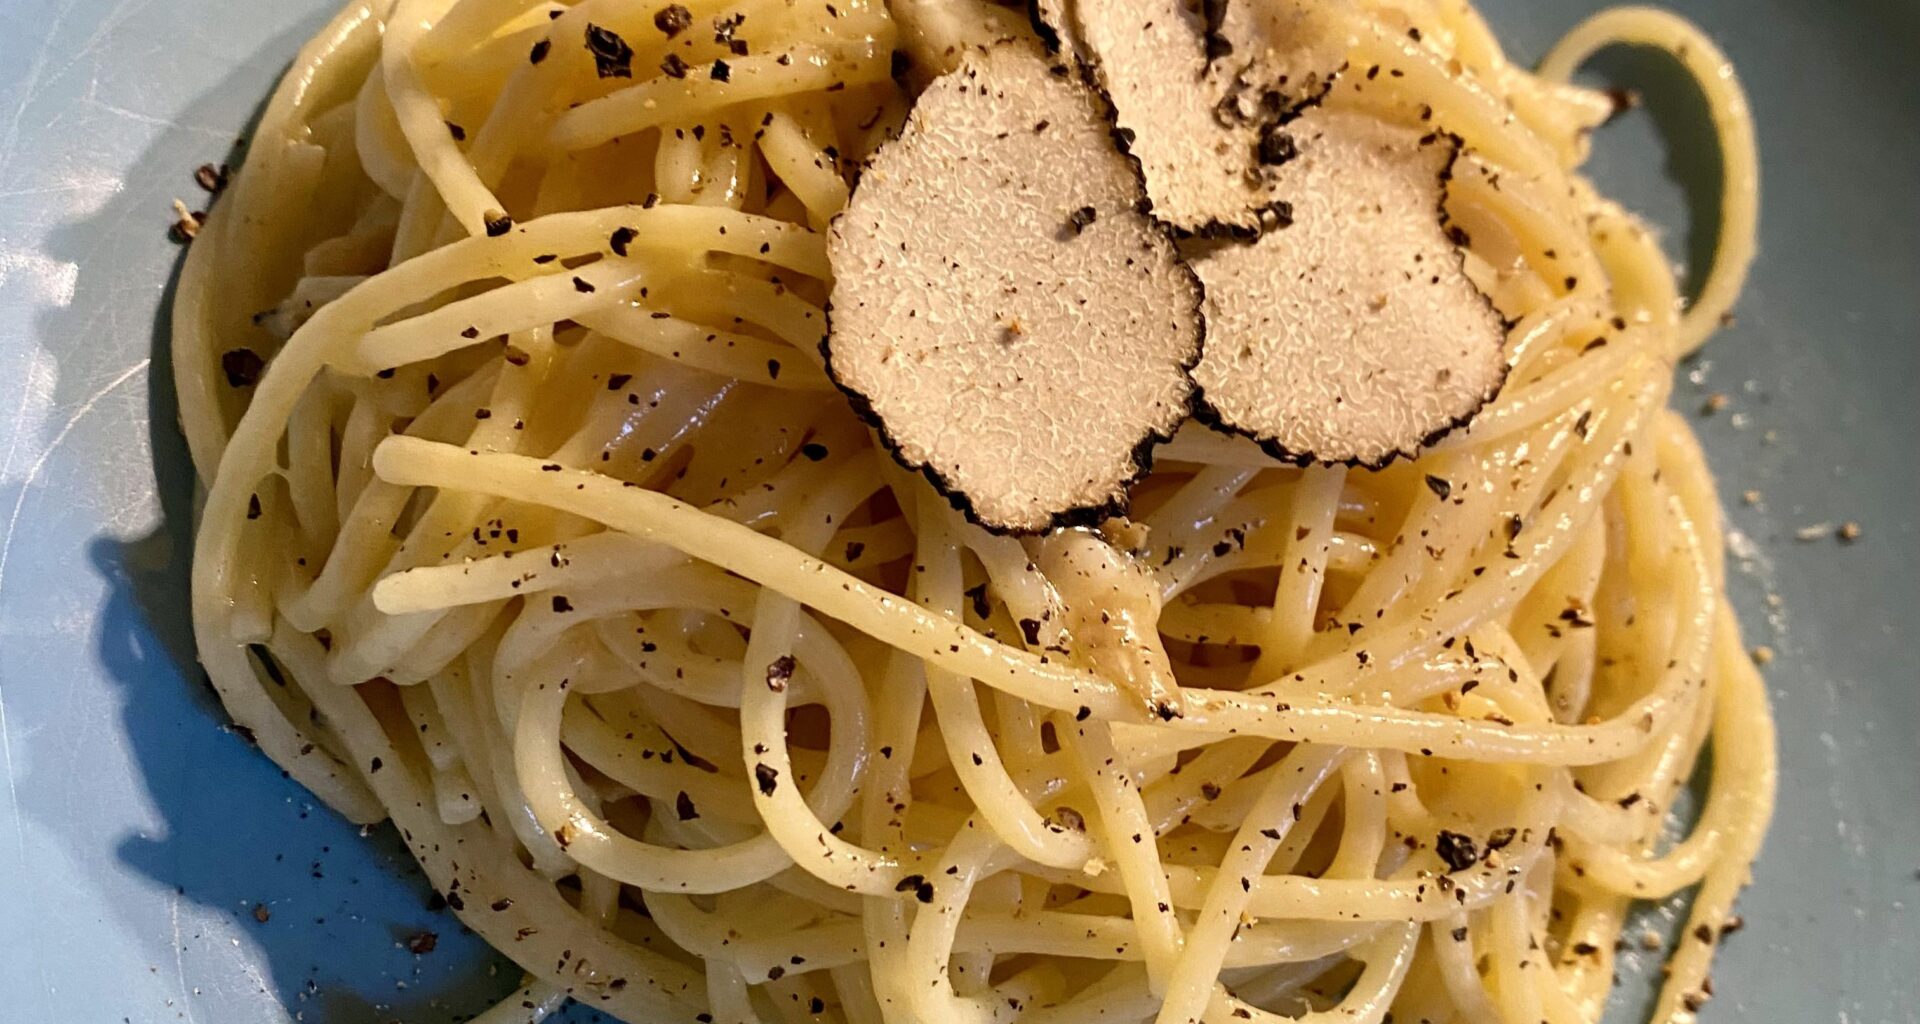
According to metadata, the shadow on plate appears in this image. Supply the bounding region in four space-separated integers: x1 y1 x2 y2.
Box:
36 12 546 1022
1580 43 1724 307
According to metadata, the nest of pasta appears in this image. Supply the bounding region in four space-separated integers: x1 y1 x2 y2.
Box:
172 0 1769 1022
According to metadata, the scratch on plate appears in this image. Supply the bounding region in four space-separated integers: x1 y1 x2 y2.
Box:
0 357 151 873
67 0 162 68
170 891 202 1024
79 97 233 140
0 179 124 201
0 0 85 186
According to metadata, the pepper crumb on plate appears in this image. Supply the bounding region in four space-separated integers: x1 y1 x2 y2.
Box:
194 163 229 195
169 199 204 242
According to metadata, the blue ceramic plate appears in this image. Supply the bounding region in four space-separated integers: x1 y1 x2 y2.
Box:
0 2 1913 1021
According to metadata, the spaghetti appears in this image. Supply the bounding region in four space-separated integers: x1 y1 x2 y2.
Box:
174 0 1773 1021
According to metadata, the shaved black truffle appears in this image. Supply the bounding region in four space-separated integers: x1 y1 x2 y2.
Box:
1033 0 1346 236
824 44 1202 534
1028 0 1083 62
1190 109 1507 467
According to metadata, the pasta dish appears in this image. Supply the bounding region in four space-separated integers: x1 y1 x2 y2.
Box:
173 0 1773 1020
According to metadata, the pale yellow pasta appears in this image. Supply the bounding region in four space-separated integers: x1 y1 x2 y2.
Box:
176 0 1773 1021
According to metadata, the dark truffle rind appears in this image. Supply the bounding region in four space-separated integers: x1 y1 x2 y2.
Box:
1026 0 1066 54
1030 0 1346 238
821 353 1203 537
1188 376 1507 473
822 43 1205 534
1190 114 1510 469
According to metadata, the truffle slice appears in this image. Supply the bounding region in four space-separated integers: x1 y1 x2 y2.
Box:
1036 0 1346 236
1028 0 1087 63
1206 0 1349 101
825 44 1202 533
1190 108 1507 467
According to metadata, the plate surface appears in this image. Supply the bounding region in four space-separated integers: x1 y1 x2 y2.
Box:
0 1 1914 1021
